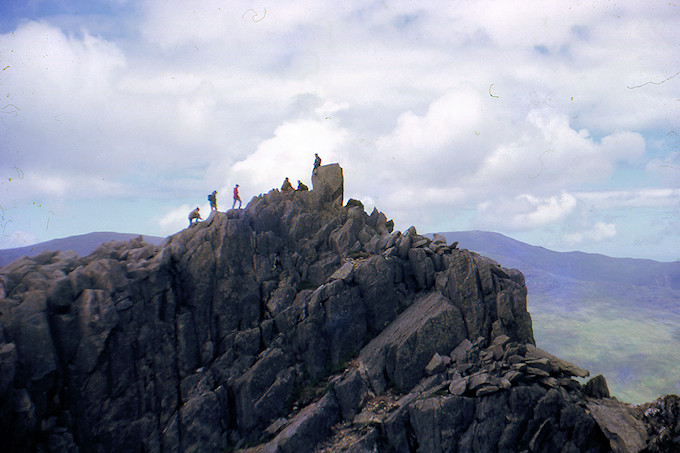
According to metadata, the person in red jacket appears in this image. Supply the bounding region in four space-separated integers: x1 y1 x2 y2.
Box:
232 184 242 209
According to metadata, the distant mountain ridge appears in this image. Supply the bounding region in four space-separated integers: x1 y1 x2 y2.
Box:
0 232 166 267
440 230 680 289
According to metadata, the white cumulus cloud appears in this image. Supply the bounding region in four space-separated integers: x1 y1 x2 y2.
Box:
2 1 679 260
475 192 577 231
228 118 350 197
563 222 617 246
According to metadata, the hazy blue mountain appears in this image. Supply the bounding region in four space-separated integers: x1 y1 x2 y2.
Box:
0 232 166 267
441 230 680 289
438 230 680 404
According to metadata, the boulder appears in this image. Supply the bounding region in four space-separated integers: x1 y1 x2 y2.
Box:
359 292 467 393
525 344 589 378
587 399 648 453
448 372 468 396
450 338 473 364
328 261 354 283
264 391 341 453
584 374 611 399
334 369 370 420
311 163 344 205
408 247 435 290
409 395 476 452
425 352 447 376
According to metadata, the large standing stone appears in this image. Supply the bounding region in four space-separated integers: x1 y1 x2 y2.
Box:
312 163 344 205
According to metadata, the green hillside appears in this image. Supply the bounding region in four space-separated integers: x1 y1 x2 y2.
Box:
442 230 680 404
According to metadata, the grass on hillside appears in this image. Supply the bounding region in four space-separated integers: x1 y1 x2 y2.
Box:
530 294 680 405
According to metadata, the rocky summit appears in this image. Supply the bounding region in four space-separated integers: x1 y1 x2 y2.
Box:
1 165 679 453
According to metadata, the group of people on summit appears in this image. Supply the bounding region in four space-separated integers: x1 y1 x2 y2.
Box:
188 153 321 227
188 184 242 226
280 177 308 194
281 153 319 194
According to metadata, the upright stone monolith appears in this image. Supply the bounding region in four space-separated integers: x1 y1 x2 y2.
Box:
312 163 343 205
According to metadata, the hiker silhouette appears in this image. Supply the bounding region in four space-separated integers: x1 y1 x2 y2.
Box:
281 177 294 194
232 184 242 209
188 207 202 226
313 153 321 174
208 191 218 211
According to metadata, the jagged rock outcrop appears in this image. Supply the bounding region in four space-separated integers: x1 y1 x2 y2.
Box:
0 165 676 452
638 395 680 452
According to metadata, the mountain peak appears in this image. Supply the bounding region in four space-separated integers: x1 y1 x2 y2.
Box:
1 165 678 452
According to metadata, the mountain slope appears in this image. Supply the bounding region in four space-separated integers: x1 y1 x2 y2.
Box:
0 232 166 267
1 169 677 452
441 230 680 404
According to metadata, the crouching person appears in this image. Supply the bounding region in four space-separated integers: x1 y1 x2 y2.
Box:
188 207 202 226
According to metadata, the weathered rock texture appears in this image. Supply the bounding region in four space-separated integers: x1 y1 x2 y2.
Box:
312 163 344 206
0 166 676 452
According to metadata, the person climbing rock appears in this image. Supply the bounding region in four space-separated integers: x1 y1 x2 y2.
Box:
208 191 218 211
297 180 309 191
313 153 321 174
232 184 242 209
281 177 294 194
188 207 202 226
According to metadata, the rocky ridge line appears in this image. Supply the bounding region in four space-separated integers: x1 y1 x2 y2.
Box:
0 164 678 452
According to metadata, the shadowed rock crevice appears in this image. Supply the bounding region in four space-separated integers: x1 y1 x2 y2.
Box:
0 166 677 452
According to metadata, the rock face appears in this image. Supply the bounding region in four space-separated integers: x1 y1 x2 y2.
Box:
0 165 676 452
312 163 344 205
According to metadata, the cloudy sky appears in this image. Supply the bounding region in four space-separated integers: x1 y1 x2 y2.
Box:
1 0 678 261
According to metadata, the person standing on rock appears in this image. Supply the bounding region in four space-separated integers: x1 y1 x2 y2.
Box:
232 184 242 209
313 153 321 174
281 177 294 194
297 180 308 191
188 207 202 226
208 191 218 211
